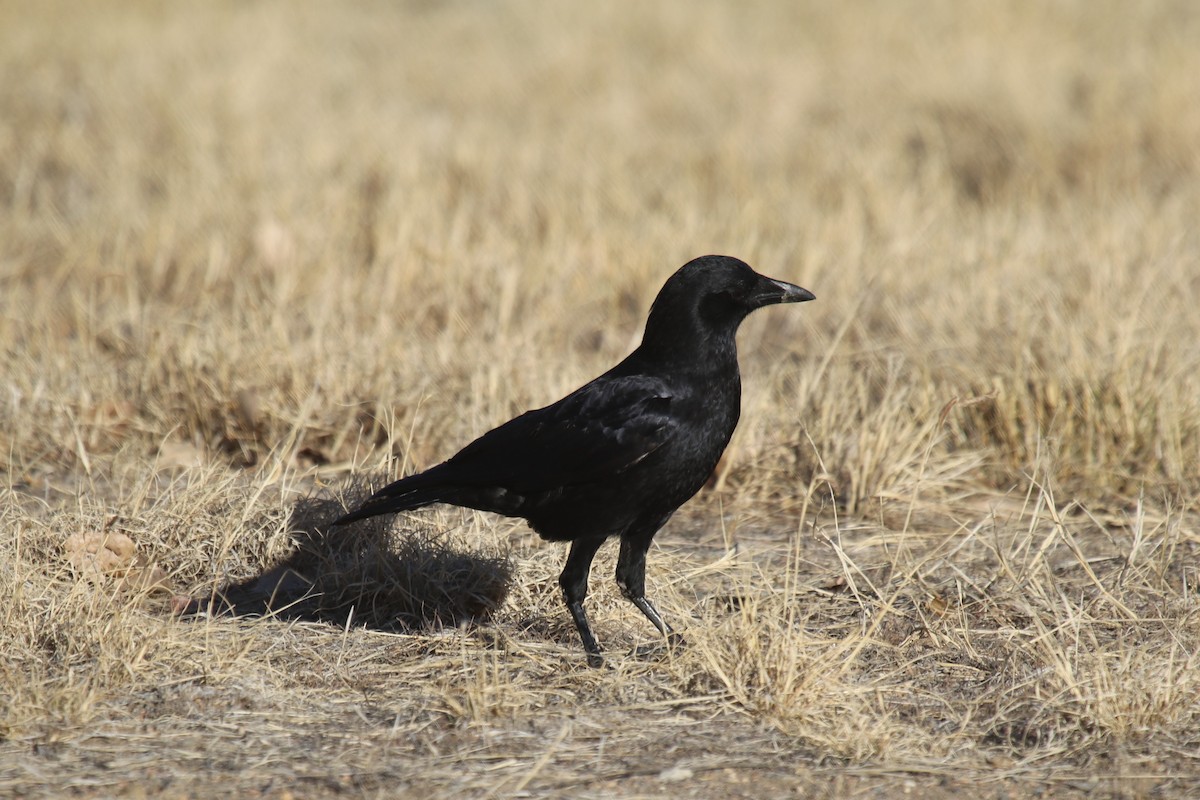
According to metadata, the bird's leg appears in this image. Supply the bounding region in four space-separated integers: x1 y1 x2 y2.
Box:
559 536 607 667
616 535 683 649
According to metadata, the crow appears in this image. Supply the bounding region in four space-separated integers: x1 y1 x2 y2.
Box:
333 255 814 666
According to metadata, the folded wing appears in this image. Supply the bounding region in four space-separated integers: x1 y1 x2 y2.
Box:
333 375 677 525
444 374 676 492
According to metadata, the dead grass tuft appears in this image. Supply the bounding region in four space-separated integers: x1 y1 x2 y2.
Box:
182 478 514 632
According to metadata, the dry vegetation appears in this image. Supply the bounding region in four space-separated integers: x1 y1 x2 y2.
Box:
3 0 1200 797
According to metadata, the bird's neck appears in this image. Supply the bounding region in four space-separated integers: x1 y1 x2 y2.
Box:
633 316 741 375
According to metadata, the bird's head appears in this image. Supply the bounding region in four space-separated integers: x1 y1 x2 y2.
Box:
641 255 814 352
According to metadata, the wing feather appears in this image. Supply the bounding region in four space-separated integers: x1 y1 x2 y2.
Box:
442 375 676 494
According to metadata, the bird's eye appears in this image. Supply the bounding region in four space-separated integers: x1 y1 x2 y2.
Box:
699 290 741 321
719 287 749 305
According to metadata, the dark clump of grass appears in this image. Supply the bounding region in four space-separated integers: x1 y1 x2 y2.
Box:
181 478 513 632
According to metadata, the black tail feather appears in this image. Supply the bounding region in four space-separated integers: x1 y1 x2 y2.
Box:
331 474 446 526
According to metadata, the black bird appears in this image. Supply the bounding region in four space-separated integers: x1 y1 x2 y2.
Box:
333 255 814 665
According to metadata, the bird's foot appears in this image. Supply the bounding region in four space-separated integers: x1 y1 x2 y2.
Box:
632 633 686 660
585 651 606 669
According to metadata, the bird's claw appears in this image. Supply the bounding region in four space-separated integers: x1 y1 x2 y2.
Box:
632 633 687 660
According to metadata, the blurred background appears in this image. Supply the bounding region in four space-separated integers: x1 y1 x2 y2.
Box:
3 0 1199 510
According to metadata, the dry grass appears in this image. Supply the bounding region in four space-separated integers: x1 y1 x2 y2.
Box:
3 0 1200 796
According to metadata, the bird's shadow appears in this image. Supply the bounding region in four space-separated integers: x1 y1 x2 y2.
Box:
178 478 514 634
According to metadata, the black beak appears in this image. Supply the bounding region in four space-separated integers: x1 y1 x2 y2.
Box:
753 277 816 307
